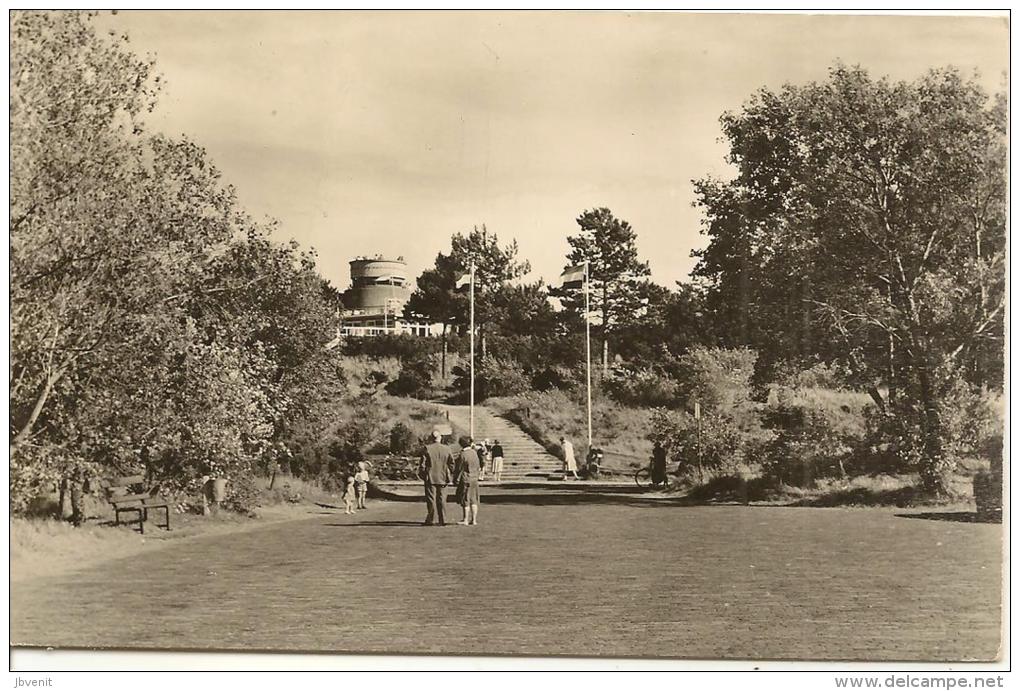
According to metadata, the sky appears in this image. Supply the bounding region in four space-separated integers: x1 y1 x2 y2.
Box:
97 11 1008 292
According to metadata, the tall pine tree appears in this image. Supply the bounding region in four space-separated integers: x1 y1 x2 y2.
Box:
555 208 650 372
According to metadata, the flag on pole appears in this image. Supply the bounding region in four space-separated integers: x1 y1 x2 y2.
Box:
454 270 472 291
560 264 586 289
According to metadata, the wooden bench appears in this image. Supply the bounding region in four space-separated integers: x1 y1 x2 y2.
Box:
105 475 171 534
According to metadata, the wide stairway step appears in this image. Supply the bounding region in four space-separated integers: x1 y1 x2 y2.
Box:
434 403 565 479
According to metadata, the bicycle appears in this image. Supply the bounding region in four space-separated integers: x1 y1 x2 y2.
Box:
634 459 691 489
634 465 670 489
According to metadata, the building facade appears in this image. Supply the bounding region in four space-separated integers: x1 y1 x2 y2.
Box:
340 255 442 337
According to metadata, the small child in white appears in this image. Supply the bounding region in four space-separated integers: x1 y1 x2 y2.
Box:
342 475 356 514
354 461 370 509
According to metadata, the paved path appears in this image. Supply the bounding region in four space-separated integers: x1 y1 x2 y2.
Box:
11 490 1001 660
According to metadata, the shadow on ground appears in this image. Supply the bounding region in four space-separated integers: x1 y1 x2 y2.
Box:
370 479 988 514
324 520 425 527
371 485 734 509
895 511 1001 524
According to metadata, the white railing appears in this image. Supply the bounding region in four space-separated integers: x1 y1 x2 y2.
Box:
340 322 441 337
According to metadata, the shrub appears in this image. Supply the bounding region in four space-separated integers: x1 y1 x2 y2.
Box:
775 361 852 390
223 471 260 514
876 373 1004 493
532 366 573 392
759 377 873 485
483 356 530 398
386 352 435 398
341 333 436 360
605 366 681 407
338 355 400 388
453 355 530 400
677 347 757 411
327 408 377 472
649 407 749 480
389 422 415 454
364 370 389 391
759 403 847 487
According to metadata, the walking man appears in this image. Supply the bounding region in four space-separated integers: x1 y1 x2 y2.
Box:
420 430 454 526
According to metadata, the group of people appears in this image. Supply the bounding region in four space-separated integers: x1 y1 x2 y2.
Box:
341 461 371 514
466 438 505 483
419 431 499 526
341 433 672 523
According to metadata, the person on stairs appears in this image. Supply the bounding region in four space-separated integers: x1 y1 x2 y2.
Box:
490 439 504 483
560 436 580 480
455 436 481 526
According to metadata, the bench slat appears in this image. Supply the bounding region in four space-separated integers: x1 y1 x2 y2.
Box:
105 480 171 534
111 493 152 504
109 475 145 487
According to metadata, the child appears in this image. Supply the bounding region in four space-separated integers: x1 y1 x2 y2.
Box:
354 461 370 509
341 475 356 515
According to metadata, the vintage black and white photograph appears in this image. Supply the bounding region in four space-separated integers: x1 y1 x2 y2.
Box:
8 9 1008 669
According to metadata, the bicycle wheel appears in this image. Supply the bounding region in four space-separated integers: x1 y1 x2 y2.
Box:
634 467 651 488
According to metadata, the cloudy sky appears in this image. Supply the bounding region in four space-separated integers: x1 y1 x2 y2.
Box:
98 11 1008 291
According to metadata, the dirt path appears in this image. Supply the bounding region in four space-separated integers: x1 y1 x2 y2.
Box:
11 491 1002 660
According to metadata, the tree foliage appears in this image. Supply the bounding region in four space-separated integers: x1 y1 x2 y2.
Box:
693 63 1006 494
10 11 345 513
553 208 651 368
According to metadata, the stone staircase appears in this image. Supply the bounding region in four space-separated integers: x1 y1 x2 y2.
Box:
438 404 563 481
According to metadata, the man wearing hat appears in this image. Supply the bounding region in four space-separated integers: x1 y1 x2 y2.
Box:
419 430 455 526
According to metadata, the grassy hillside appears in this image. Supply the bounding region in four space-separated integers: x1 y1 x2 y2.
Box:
487 390 655 470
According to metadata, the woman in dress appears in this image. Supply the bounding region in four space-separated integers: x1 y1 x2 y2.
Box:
454 436 481 526
560 436 579 480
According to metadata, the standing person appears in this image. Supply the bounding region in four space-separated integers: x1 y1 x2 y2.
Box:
354 461 370 509
585 445 603 480
477 439 490 481
341 475 356 515
561 436 579 480
454 436 481 526
490 439 505 483
419 430 455 526
652 441 668 487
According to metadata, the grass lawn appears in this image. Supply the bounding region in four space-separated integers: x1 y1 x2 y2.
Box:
10 475 343 583
10 488 1000 661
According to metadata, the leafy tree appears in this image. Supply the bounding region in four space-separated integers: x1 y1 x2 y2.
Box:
450 224 531 359
611 282 712 368
405 225 530 373
554 208 651 372
450 224 531 298
402 251 462 376
10 11 347 514
694 64 1006 495
10 10 157 459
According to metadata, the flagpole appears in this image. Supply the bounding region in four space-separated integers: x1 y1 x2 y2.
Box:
469 261 475 441
584 260 592 448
